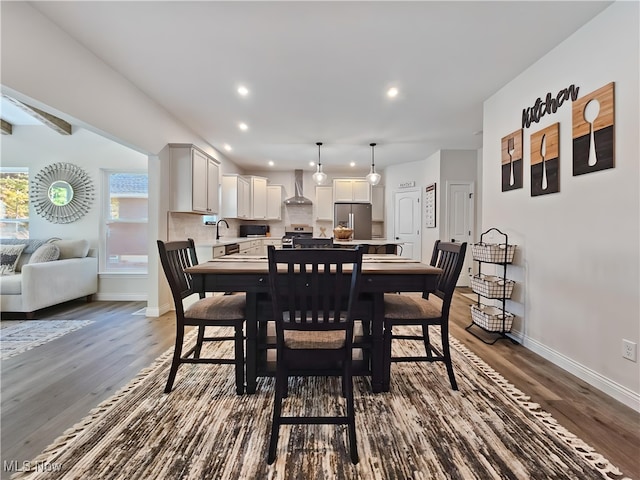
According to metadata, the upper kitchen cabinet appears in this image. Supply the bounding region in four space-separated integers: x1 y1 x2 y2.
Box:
333 178 371 203
372 185 384 221
248 176 268 220
266 185 283 220
222 174 250 219
315 186 333 221
169 144 219 214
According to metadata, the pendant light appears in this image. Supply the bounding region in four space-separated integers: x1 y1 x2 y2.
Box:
312 142 328 185
366 142 382 186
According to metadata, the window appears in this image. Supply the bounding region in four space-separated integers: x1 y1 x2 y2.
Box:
102 171 148 273
0 167 29 239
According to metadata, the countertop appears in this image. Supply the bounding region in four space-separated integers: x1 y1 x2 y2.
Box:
333 239 401 245
196 237 399 248
197 237 276 248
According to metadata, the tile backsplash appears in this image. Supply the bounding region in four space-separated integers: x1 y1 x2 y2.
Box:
168 209 383 243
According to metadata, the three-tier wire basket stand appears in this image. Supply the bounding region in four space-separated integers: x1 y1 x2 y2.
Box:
466 227 518 345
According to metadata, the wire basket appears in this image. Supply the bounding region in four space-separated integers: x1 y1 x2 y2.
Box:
470 304 514 332
471 243 516 263
471 274 515 299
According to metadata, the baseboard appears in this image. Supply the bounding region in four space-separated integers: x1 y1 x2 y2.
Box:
94 293 147 301
143 303 172 318
511 328 640 413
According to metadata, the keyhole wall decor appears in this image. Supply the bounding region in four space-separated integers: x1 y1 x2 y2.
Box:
501 129 523 192
531 123 560 196
572 82 615 176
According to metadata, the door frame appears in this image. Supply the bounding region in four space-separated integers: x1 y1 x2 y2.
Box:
445 181 475 286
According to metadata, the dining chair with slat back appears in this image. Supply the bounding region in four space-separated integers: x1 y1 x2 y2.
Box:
157 239 246 395
266 245 364 464
293 237 334 249
382 240 467 391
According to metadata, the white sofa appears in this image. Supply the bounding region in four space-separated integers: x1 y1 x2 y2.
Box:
0 239 98 318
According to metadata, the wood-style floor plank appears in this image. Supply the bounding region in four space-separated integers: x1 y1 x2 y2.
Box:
1 295 638 479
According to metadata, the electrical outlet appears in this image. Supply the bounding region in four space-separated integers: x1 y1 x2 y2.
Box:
622 339 637 362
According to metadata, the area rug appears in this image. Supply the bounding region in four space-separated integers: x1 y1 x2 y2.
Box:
0 320 94 360
11 328 629 480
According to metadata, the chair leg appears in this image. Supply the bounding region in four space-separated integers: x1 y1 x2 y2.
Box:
344 362 358 464
194 325 206 359
440 326 458 390
421 323 433 359
382 322 393 391
234 323 245 395
165 323 185 393
268 366 286 464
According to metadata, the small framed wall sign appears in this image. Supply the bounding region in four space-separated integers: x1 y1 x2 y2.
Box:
531 123 560 196
572 82 615 176
425 183 436 228
501 129 523 191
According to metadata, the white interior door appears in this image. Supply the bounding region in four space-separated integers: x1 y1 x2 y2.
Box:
393 189 421 260
446 182 474 286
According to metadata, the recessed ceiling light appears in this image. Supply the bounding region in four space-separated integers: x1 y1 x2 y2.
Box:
223 144 232 151
237 85 249 96
309 161 315 167
350 162 356 167
268 160 274 167
238 122 248 131
387 87 399 98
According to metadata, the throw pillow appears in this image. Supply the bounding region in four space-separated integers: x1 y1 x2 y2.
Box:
52 239 90 259
0 244 26 275
29 243 61 264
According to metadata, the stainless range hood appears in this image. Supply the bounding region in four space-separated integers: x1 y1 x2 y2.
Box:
284 169 313 205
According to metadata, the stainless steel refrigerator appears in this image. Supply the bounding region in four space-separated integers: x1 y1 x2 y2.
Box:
334 203 372 240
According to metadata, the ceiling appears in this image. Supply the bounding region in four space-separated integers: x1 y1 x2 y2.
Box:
14 1 611 174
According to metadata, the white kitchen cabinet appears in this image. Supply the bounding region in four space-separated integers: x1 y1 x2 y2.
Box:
239 239 262 255
169 144 220 214
315 186 333 221
333 178 371 203
213 245 225 258
221 174 250 219
262 238 282 255
248 176 268 220
372 185 385 221
266 185 283 220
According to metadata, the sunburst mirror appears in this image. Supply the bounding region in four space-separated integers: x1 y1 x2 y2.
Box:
31 162 95 223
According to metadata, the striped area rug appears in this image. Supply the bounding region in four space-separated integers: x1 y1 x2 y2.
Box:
11 328 629 480
0 320 94 360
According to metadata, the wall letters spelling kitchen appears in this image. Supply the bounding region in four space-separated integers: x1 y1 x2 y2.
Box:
522 84 580 128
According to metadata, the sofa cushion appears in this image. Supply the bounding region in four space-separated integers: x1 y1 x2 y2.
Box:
0 244 26 275
29 243 61 264
0 273 22 294
52 239 90 259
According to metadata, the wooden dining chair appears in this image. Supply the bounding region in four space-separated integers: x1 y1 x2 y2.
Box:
382 240 467 391
157 239 246 395
266 245 364 464
292 237 334 248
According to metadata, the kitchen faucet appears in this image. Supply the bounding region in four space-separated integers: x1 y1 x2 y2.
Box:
216 219 229 240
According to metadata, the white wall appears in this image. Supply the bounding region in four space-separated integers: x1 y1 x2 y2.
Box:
0 126 150 300
385 150 477 264
1 2 243 312
483 2 639 409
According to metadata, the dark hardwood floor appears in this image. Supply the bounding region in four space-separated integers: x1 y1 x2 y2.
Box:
1 294 638 479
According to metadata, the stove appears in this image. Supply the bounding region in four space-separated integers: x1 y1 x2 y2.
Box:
281 224 313 248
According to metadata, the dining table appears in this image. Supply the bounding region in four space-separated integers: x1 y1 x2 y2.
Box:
185 253 442 394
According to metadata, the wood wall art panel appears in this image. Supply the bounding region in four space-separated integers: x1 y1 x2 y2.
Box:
572 82 615 176
531 123 560 196
501 129 523 192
